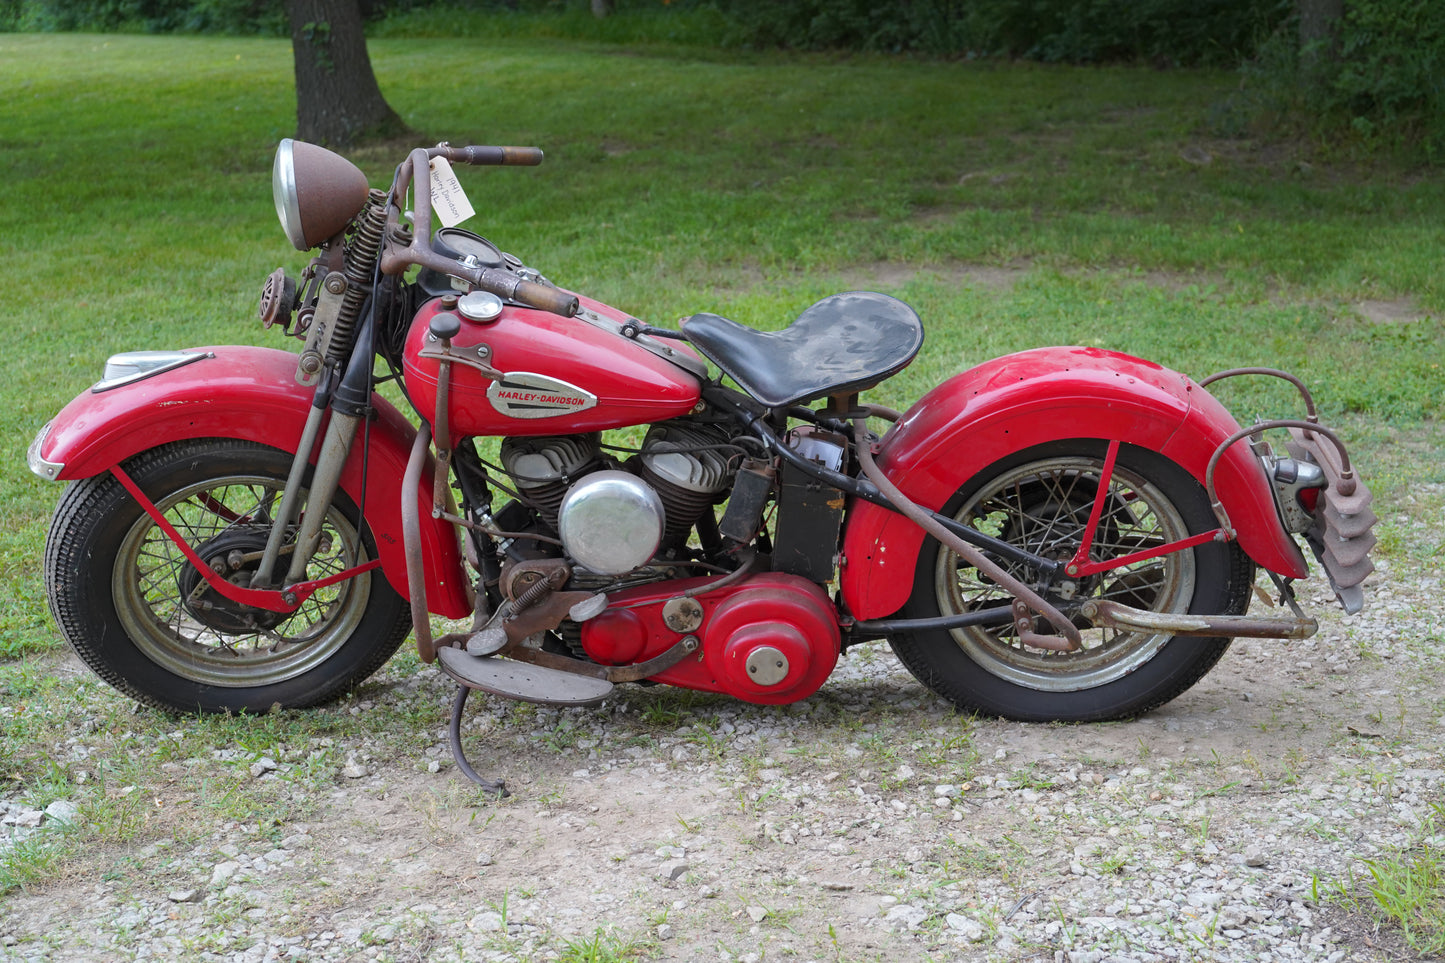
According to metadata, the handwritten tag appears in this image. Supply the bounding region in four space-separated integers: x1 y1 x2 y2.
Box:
428 156 475 227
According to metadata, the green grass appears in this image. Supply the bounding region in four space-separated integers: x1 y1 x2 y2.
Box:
554 925 656 963
1315 803 1445 956
1360 850 1445 956
1 33 1436 662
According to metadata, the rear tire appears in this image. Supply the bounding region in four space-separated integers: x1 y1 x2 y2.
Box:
889 441 1254 721
44 439 412 713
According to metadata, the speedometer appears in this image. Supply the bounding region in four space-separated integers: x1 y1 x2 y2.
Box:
433 228 504 268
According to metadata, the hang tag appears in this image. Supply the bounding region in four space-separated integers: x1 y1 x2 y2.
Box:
428 156 475 228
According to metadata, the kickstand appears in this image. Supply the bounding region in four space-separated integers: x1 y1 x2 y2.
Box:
447 685 509 797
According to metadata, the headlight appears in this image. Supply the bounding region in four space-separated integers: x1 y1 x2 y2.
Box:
272 138 371 251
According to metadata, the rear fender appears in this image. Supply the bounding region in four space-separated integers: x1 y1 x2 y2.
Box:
839 347 1307 620
34 346 469 619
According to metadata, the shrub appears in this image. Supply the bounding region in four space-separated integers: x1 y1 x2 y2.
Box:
0 0 285 33
1246 1 1445 163
714 0 1291 66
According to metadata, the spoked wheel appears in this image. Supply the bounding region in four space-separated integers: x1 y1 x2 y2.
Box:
45 439 411 713
891 441 1254 721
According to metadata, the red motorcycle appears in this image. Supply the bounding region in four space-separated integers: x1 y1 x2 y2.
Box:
29 140 1376 789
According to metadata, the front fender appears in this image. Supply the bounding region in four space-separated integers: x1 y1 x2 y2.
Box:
34 346 469 619
839 346 1307 620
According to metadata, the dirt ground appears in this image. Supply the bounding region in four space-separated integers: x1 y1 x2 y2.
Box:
2 448 1442 963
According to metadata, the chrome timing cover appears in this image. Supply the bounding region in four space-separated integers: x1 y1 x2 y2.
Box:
558 470 666 575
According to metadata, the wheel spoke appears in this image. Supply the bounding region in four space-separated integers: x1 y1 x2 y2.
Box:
933 451 1197 692
112 468 372 688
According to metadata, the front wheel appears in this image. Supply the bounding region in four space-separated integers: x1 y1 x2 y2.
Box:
890 441 1254 722
44 439 412 713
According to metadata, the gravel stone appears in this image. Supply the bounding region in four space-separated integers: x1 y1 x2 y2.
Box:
885 904 927 930
946 913 985 941
42 800 80 827
209 861 241 888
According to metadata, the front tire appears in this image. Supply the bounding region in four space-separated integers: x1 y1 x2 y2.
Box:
890 441 1254 722
44 439 412 713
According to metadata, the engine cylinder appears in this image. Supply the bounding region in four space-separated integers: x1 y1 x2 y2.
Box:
500 434 601 531
636 422 736 542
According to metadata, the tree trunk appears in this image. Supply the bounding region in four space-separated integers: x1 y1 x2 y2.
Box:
285 0 408 147
592 0 614 19
1298 0 1345 75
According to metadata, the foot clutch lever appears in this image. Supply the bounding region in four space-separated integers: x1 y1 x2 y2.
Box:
447 686 509 796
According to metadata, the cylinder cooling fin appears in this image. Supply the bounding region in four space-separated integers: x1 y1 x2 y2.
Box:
636 422 739 543
499 433 602 530
495 420 742 575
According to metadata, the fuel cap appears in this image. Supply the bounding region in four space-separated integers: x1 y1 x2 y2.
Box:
458 290 504 323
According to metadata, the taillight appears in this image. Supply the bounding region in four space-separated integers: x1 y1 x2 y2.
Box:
1296 485 1321 514
1266 456 1325 534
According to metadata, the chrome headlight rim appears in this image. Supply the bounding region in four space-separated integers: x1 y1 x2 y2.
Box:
268 138 371 251
273 138 308 252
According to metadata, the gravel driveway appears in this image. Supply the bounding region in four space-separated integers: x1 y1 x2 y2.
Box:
2 477 1441 963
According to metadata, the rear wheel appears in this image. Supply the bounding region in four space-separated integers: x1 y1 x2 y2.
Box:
45 439 411 713
890 441 1253 721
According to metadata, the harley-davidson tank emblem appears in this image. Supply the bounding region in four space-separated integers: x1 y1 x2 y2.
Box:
486 372 599 419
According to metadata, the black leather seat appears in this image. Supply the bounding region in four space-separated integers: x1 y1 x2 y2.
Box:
681 291 924 408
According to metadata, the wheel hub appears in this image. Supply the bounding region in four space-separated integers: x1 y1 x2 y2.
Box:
997 494 1106 615
177 528 286 633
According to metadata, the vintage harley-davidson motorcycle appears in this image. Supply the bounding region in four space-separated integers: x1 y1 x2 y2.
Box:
29 140 1376 788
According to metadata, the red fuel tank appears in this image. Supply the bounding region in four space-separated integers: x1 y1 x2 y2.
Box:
403 293 704 437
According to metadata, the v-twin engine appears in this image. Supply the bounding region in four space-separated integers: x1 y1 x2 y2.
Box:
499 420 738 576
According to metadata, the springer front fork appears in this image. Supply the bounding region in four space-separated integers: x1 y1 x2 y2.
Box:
247 398 363 591
250 191 392 591
246 320 377 593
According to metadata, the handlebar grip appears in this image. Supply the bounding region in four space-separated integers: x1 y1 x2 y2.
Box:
513 280 580 317
468 266 578 317
452 145 545 167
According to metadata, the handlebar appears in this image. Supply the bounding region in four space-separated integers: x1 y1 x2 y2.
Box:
379 144 579 317
438 144 545 167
